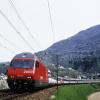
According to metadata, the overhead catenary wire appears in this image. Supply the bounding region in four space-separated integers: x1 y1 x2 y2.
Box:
0 9 35 52
46 0 59 88
47 0 55 43
0 33 21 50
8 0 42 49
0 41 14 54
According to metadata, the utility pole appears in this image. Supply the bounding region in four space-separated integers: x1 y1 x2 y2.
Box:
55 54 59 90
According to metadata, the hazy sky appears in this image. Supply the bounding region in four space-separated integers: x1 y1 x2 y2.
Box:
0 0 100 62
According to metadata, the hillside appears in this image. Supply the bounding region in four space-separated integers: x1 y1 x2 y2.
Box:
37 25 100 73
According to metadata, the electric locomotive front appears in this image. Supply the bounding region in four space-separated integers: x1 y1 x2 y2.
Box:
7 52 48 90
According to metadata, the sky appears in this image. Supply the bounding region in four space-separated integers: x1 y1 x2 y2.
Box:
0 0 100 62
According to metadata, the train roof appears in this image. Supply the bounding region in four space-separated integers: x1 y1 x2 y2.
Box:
13 52 38 60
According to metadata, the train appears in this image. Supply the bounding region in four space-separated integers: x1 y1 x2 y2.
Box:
7 52 48 91
7 52 100 91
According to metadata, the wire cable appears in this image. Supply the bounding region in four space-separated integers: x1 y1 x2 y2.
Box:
0 9 35 52
8 0 42 49
0 33 21 50
0 41 14 54
47 0 55 43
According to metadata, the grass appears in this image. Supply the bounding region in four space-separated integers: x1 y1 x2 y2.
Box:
53 83 100 100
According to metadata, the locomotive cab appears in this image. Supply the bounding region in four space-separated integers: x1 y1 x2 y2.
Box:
7 53 48 91
8 59 34 79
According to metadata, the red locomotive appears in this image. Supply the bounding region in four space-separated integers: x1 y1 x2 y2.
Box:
7 52 48 90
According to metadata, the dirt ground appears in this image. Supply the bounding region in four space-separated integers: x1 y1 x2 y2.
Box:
88 92 100 100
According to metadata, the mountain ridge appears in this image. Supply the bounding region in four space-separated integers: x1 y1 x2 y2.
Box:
36 25 100 73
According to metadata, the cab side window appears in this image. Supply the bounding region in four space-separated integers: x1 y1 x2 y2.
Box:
35 61 39 68
10 61 13 67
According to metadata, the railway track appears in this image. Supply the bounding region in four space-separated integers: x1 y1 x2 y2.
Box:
0 89 30 100
0 79 100 100
0 86 57 100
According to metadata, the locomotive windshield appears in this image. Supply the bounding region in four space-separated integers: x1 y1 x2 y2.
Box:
10 59 34 68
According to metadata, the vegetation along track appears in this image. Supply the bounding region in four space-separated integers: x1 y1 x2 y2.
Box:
0 86 57 100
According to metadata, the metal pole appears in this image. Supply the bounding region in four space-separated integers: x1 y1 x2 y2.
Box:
56 55 59 90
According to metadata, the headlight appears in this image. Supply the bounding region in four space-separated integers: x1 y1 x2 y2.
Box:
9 75 14 78
27 76 32 79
